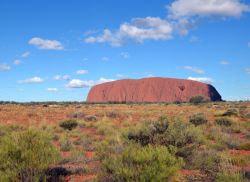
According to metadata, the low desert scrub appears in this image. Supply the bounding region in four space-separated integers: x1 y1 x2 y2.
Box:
215 117 233 127
189 96 206 105
216 160 245 182
216 171 244 182
190 149 222 174
59 119 78 131
0 128 59 182
222 108 239 117
60 139 72 152
189 113 208 126
101 143 183 182
127 118 205 159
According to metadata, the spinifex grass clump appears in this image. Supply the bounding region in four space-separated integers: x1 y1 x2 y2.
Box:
101 143 183 182
215 117 233 127
128 117 205 158
189 113 208 126
0 129 59 182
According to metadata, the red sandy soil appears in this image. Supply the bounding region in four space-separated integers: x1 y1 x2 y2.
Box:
180 169 200 176
85 151 94 159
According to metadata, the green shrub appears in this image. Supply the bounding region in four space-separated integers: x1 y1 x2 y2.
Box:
190 149 221 173
189 113 208 126
158 120 205 158
153 116 169 134
189 96 205 105
0 129 59 182
101 144 183 182
127 123 153 146
59 120 78 131
215 118 233 127
128 119 204 158
127 117 169 146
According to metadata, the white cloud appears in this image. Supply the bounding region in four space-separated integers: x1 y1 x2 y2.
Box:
102 57 109 61
97 77 115 84
53 75 71 81
21 51 30 58
121 52 130 59
168 0 250 19
14 59 21 65
84 0 249 46
220 61 230 65
246 68 250 74
85 17 173 46
18 76 44 84
66 77 115 88
187 77 214 84
76 70 88 75
29 37 64 50
66 79 95 88
183 66 205 74
47 88 58 92
0 64 11 71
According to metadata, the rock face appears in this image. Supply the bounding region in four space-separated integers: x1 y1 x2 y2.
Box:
86 77 222 102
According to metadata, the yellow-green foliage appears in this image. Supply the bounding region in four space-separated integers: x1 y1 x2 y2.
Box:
102 143 183 182
0 129 59 182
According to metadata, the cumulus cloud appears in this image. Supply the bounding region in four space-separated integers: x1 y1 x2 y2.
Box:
183 66 205 74
168 0 249 19
66 77 115 88
29 37 64 50
85 17 173 46
97 77 115 84
66 79 95 88
53 75 71 81
246 68 250 74
47 88 58 92
0 64 11 71
187 77 214 84
84 1 249 46
76 70 88 75
14 59 21 65
21 51 30 58
18 76 44 84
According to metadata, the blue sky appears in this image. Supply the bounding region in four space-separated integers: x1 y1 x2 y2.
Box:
0 0 250 102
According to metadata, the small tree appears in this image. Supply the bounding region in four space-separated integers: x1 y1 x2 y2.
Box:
0 129 59 182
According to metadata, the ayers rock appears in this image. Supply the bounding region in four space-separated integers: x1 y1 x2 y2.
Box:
87 77 222 102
